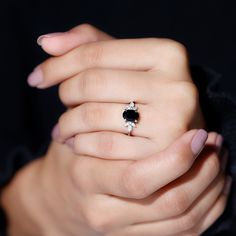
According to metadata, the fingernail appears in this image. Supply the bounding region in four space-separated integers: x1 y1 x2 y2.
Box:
65 137 75 148
216 134 224 155
191 129 208 156
37 32 64 46
51 124 60 140
220 148 229 172
27 66 43 87
223 175 232 195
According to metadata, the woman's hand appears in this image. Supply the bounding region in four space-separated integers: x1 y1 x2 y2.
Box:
28 26 205 156
14 25 230 236
1 131 231 236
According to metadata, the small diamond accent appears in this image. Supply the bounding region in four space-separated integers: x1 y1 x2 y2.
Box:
123 102 139 135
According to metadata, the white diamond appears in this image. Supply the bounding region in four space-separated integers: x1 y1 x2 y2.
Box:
128 125 133 132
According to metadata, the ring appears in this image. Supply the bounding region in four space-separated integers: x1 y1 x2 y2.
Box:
122 102 139 136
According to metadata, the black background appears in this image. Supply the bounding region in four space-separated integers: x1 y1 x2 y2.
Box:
4 0 236 95
1 1 236 234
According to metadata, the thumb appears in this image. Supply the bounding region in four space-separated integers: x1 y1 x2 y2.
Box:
37 24 114 56
76 129 209 199
120 129 209 198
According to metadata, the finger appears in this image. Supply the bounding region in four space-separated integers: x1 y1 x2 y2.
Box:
81 133 224 233
72 129 208 198
28 38 190 88
58 69 193 107
67 131 156 160
57 100 194 143
94 133 223 228
57 103 151 142
121 132 222 218
183 175 232 236
38 24 114 56
59 69 158 106
118 174 226 236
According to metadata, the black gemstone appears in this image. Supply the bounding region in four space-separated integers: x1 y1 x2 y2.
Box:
123 110 139 122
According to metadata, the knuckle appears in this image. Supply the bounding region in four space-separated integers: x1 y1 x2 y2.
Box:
77 23 97 35
122 164 149 199
166 189 190 216
79 69 105 98
170 150 193 176
171 119 188 136
174 82 199 111
58 82 72 105
84 69 106 94
80 43 103 67
81 103 103 129
84 203 115 233
163 39 188 65
78 70 92 97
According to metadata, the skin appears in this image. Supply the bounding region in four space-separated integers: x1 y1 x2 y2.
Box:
1 24 232 236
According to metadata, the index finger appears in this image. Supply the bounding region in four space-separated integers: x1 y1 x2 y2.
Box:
27 38 190 89
38 24 114 56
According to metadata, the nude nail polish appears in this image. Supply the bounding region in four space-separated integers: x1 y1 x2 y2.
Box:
191 129 208 156
27 66 43 87
51 124 60 140
65 138 75 148
37 32 64 46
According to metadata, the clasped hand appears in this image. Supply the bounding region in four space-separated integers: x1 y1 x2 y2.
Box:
25 24 231 236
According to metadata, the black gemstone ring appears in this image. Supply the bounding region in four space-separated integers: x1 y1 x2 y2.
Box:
122 102 139 135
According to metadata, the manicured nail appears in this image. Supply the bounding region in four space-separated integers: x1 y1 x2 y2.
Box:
223 175 232 195
220 148 229 172
216 134 224 155
37 32 64 46
65 137 75 148
27 66 43 87
191 129 208 156
51 124 60 140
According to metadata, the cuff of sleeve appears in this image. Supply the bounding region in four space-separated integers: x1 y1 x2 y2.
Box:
191 65 236 235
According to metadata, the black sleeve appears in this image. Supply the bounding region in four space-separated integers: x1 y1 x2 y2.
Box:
191 66 236 236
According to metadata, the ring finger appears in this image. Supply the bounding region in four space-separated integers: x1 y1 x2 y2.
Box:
57 102 153 142
57 101 188 143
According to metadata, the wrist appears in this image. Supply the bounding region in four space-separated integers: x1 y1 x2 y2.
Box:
0 158 52 236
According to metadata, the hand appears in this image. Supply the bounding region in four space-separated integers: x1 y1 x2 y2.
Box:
28 25 205 157
2 25 231 236
21 24 230 235
1 131 231 236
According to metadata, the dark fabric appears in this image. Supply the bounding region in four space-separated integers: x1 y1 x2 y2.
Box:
1 1 236 235
191 66 236 235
